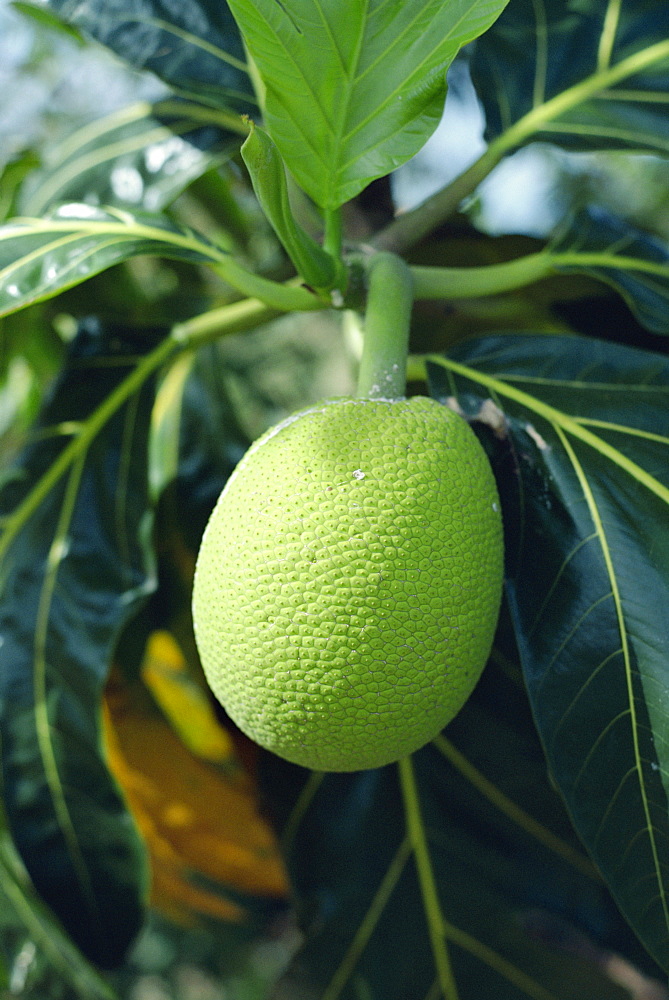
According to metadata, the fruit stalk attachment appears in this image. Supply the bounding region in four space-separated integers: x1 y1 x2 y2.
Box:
357 252 414 401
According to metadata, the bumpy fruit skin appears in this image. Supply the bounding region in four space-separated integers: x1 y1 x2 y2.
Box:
192 396 503 771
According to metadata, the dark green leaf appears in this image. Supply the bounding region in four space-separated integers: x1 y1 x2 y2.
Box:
0 204 321 318
427 333 669 973
0 816 117 998
551 207 669 334
266 657 651 999
21 99 247 216
470 0 669 155
170 344 251 553
0 204 227 318
0 318 157 967
46 0 256 115
227 0 510 209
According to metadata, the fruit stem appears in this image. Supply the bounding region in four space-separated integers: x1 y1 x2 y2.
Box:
356 252 413 400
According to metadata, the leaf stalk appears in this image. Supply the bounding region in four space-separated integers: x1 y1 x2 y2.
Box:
411 252 553 300
373 38 669 255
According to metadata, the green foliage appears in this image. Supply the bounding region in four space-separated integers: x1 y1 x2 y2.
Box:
552 208 669 333
1 0 669 998
240 124 342 291
430 334 669 971
47 0 256 113
227 0 511 209
0 319 156 968
470 0 669 155
21 99 247 216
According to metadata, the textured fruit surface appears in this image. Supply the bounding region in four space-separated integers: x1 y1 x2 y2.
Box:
192 395 503 771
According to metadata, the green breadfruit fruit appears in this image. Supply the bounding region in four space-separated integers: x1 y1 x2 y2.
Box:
192 395 504 771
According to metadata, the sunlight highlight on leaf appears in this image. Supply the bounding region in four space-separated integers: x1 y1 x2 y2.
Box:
0 204 321 318
48 0 256 115
23 100 248 216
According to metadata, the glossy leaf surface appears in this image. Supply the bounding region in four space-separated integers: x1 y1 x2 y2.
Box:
47 0 255 116
0 319 157 966
552 208 669 334
0 205 225 318
22 99 247 216
470 0 669 155
227 0 510 209
427 333 669 972
0 203 321 319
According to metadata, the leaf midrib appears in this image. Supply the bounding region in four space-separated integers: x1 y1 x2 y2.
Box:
434 352 669 946
555 426 669 933
430 355 669 506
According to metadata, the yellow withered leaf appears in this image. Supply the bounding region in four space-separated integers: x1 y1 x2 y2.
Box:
141 629 236 765
103 672 289 926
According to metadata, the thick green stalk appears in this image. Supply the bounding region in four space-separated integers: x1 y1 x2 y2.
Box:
323 207 343 261
356 252 414 400
411 252 553 300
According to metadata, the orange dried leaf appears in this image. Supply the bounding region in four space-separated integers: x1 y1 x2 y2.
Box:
103 679 289 926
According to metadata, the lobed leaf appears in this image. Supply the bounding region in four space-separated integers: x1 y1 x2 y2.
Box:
427 333 669 972
226 0 510 209
0 318 158 966
470 0 669 156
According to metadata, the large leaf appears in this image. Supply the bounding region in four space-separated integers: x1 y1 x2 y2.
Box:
0 318 157 967
265 656 655 999
427 333 669 972
0 204 318 318
46 0 256 115
0 813 117 999
226 0 510 209
470 0 669 155
551 208 669 335
0 205 224 318
21 99 247 216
